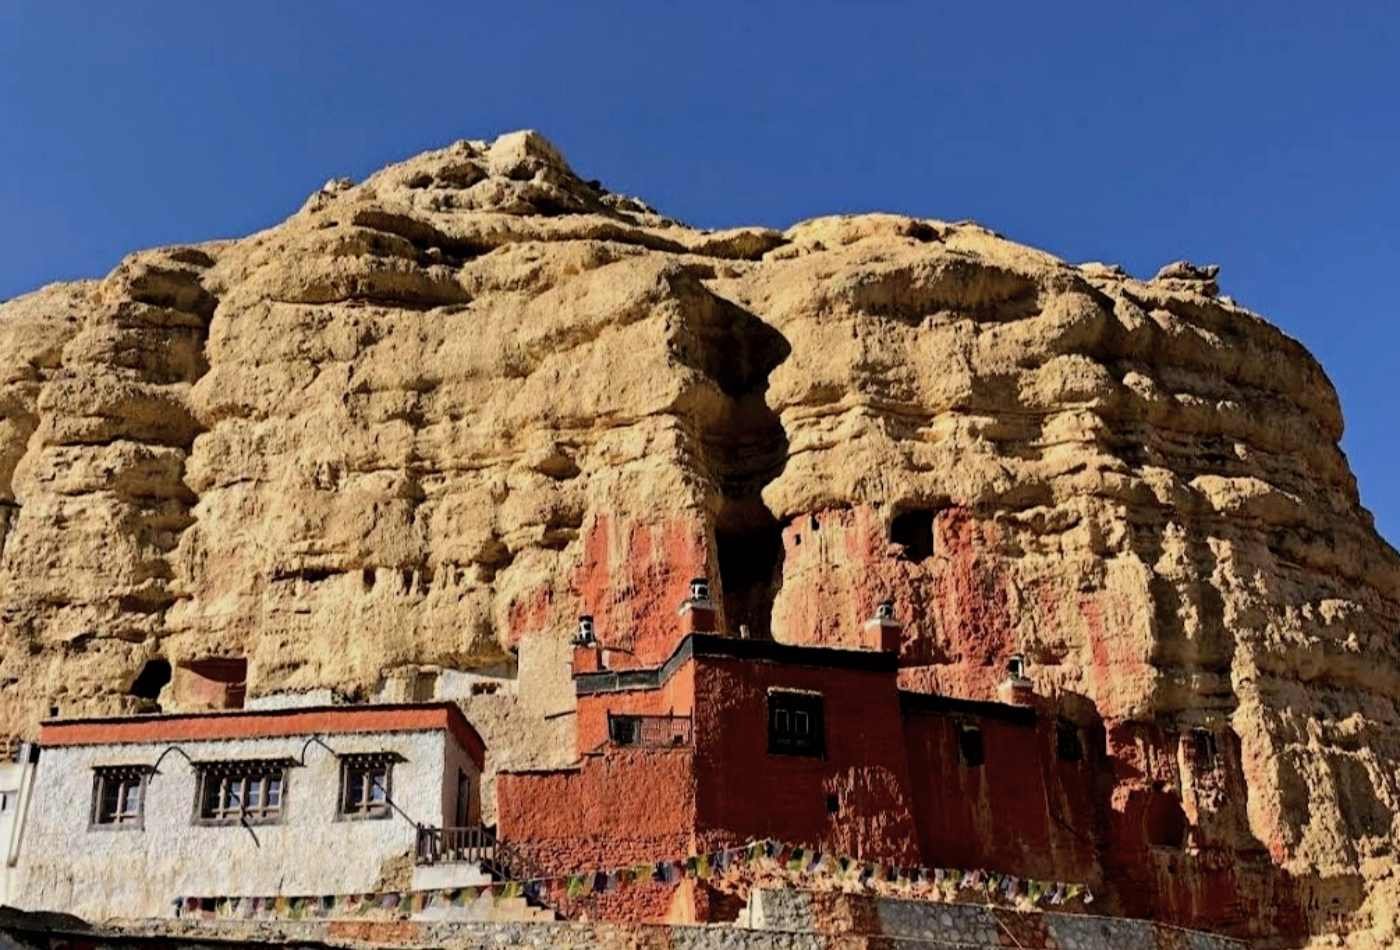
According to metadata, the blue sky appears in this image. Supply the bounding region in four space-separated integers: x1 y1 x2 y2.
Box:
2 2 1396 544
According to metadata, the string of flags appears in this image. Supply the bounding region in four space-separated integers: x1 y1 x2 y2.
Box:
174 838 1093 921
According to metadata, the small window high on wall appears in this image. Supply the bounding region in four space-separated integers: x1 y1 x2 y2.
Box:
768 690 824 757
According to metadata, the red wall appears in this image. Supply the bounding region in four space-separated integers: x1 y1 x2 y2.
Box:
691 656 921 866
495 748 696 872
574 664 695 754
901 709 1100 883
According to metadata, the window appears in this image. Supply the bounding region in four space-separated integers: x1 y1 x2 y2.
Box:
454 769 471 827
0 791 9 812
609 715 639 746
957 723 985 767
339 754 397 820
1056 720 1083 762
91 766 150 829
195 761 288 824
768 690 824 757
1188 729 1218 771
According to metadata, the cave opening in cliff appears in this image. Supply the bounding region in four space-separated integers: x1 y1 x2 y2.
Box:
891 508 936 562
716 503 784 640
1145 790 1188 848
129 659 172 705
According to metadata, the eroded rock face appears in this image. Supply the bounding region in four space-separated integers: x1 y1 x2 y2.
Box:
1 130 1397 944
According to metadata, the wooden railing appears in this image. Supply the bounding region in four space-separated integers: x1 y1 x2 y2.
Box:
608 713 692 749
414 824 588 919
415 824 497 866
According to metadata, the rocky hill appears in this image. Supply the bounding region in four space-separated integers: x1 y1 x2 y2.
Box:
1 131 1396 945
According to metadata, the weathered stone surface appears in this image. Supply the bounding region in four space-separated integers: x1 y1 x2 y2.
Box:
1 130 1396 945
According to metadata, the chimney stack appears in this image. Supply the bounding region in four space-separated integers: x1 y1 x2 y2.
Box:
862 600 902 653
997 652 1035 705
678 576 717 635
571 614 605 675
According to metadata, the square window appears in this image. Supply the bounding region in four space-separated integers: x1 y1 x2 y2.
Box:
768 691 824 758
91 767 149 829
195 761 288 825
608 715 639 746
339 755 395 820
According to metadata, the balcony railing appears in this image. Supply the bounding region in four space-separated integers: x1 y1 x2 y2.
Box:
415 824 497 866
608 713 692 749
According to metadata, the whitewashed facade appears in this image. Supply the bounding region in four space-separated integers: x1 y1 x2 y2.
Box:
0 739 38 907
12 704 485 921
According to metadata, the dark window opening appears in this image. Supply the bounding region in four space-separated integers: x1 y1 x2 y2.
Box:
1056 720 1083 762
195 761 287 825
825 793 840 815
890 509 936 562
1189 728 1218 771
768 691 824 758
411 670 437 702
339 755 395 820
609 715 639 746
129 659 171 702
361 567 375 591
455 769 471 826
957 723 985 767
716 512 784 639
90 767 149 829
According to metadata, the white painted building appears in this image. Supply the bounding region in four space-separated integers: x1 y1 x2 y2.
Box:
12 703 489 921
0 737 39 907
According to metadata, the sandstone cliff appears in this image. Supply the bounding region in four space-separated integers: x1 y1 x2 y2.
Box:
1 131 1396 945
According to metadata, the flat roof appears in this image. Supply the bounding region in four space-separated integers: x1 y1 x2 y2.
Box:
574 632 898 696
898 690 1037 727
38 702 485 767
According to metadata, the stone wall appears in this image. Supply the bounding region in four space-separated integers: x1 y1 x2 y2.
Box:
0 889 1248 948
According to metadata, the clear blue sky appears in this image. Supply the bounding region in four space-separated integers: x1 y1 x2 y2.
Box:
2 3 1396 544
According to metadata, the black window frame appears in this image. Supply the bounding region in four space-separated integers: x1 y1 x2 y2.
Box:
608 714 640 746
90 766 151 831
337 753 400 821
767 690 825 758
193 760 290 826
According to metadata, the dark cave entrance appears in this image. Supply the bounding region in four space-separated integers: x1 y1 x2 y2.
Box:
716 504 785 640
129 658 172 708
890 508 936 562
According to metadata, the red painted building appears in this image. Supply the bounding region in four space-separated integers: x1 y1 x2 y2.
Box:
496 587 1102 922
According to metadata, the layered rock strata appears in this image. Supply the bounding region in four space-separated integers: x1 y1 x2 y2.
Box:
1 131 1396 946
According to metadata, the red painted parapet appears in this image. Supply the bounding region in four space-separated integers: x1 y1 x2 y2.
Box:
573 645 605 675
861 600 903 653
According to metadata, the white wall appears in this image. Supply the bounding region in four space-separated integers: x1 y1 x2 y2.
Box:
13 729 462 921
0 747 37 907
